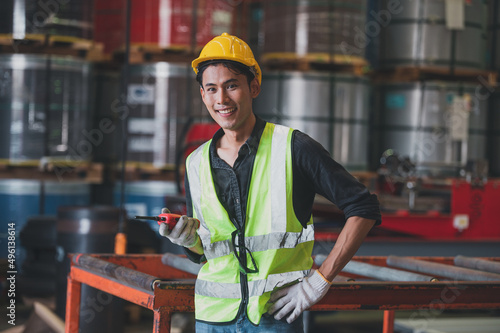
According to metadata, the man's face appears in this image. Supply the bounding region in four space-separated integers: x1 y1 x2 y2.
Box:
200 64 260 132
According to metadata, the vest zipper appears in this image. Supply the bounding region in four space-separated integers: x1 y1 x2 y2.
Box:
232 219 249 319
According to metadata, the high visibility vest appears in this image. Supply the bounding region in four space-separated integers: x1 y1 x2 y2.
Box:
186 122 315 325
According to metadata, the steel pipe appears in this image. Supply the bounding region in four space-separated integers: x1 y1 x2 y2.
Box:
316 254 437 282
316 254 437 281
161 253 203 275
343 260 438 282
387 256 500 281
454 255 500 275
72 254 159 291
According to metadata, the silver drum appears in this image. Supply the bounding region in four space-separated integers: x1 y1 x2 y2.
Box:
373 81 488 176
254 71 371 171
378 0 487 70
0 54 91 164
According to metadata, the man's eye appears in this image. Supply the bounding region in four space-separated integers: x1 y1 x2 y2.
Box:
227 84 237 90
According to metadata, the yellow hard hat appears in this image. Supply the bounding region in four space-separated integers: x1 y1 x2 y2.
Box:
192 32 261 85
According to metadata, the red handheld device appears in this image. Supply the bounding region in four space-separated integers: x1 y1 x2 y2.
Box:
134 214 200 231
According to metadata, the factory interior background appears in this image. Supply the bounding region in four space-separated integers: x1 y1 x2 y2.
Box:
0 0 500 332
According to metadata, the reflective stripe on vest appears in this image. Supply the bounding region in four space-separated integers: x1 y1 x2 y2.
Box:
186 122 314 324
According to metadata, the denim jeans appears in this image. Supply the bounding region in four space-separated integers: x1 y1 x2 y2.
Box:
195 312 304 333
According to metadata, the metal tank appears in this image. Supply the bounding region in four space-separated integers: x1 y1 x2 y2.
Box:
0 0 94 40
125 62 207 168
262 0 368 62
378 0 487 70
254 71 371 171
0 54 92 164
373 81 489 176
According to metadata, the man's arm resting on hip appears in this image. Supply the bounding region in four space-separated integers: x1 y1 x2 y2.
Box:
318 216 376 282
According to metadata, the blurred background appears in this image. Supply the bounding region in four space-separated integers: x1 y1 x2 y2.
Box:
0 0 499 332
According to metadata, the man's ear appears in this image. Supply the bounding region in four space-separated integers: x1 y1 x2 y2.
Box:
250 78 260 98
200 86 205 101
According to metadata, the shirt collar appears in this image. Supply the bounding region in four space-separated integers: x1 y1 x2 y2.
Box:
209 116 267 162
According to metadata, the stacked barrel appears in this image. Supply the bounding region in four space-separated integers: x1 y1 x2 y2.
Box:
0 0 235 330
253 0 373 172
91 0 231 234
0 1 108 330
242 0 499 178
0 0 95 276
371 0 496 178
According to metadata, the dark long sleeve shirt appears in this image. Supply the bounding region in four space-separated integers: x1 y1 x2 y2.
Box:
184 116 381 262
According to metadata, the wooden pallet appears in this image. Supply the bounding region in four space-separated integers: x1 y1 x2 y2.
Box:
371 65 499 85
113 44 196 64
0 34 106 61
111 161 179 181
0 159 103 183
261 53 370 75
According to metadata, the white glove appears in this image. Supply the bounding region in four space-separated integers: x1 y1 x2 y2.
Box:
267 269 331 323
158 208 199 248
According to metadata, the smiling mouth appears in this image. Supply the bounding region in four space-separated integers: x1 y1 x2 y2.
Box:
217 108 236 115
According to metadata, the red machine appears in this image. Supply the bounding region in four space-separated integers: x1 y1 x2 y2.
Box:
379 179 500 240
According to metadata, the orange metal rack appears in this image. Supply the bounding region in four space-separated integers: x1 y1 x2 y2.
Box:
65 254 500 333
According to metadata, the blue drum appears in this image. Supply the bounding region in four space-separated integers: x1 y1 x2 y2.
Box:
114 181 177 235
0 180 90 269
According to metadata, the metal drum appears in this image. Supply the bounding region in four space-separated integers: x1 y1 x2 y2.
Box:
56 206 123 332
0 0 94 40
93 0 126 54
129 0 233 50
254 71 371 171
488 0 500 70
262 0 368 62
378 0 487 70
18 216 58 297
0 180 90 269
0 54 91 164
126 62 207 168
373 81 488 176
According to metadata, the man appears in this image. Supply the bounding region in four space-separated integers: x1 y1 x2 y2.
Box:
159 32 381 332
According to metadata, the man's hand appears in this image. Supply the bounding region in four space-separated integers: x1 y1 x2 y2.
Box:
158 208 199 248
267 270 331 323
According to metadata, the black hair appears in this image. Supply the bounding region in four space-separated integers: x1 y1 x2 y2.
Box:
195 60 256 88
